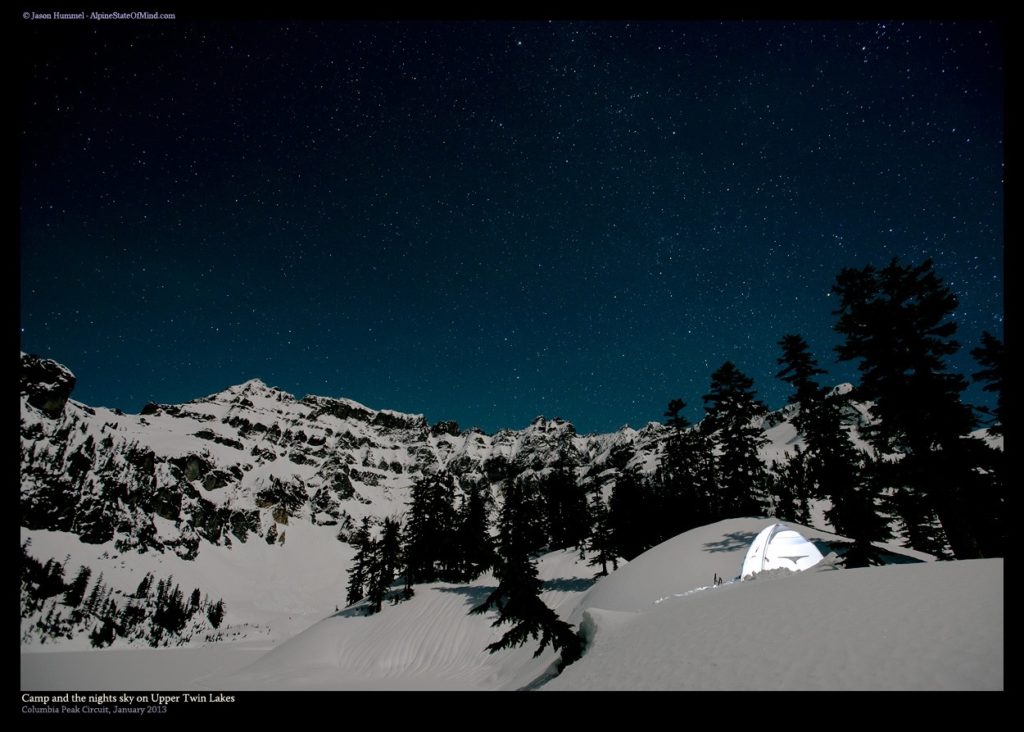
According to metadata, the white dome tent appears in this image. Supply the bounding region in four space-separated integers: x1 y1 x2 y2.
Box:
740 523 825 579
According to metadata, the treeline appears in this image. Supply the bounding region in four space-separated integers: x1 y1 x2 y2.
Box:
20 539 227 647
343 469 586 667
601 258 1005 565
341 257 1005 668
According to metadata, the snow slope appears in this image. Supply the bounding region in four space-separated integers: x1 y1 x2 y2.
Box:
201 518 994 692
20 644 267 691
200 549 596 691
546 518 1000 690
548 558 1002 690
565 517 931 622
22 518 1000 691
21 520 354 649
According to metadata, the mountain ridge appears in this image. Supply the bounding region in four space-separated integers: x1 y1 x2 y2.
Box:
19 351 863 648
20 352 684 553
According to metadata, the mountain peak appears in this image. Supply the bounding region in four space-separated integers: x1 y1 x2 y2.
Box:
201 377 294 405
20 352 77 418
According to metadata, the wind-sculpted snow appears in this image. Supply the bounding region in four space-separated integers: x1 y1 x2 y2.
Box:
202 549 599 691
542 519 998 691
197 518 940 691
548 556 1002 690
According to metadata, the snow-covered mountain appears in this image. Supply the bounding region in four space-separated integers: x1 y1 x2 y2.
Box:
18 352 876 649
18 353 652 646
21 353 668 559
20 354 1001 690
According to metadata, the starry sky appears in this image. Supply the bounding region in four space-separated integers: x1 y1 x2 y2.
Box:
19 18 1004 434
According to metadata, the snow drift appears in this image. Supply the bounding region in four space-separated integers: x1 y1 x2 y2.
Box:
550 557 1002 690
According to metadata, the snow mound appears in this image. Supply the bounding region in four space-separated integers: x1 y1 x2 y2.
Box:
567 517 927 623
547 558 1002 690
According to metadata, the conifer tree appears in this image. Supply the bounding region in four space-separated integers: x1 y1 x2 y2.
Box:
84 573 106 615
90 617 116 648
657 398 715 534
154 583 187 634
120 599 146 635
134 572 154 599
155 576 168 608
380 517 406 604
62 565 92 608
586 492 618 576
207 599 225 629
775 334 889 565
965 331 1007 557
470 478 582 667
104 597 120 626
188 588 202 618
971 330 1006 436
345 517 373 607
832 258 982 558
701 362 769 517
402 471 460 584
37 559 67 600
776 334 828 410
366 517 402 613
608 468 654 560
765 458 799 523
455 480 495 581
543 468 590 551
812 416 892 566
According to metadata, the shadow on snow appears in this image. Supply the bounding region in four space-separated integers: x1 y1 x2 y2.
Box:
541 577 598 593
702 530 759 553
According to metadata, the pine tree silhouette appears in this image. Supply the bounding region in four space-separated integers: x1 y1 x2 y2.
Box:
345 517 373 607
702 362 769 518
84 573 106 615
37 558 67 600
366 517 402 613
207 599 226 629
586 492 618 576
971 330 1005 436
832 258 983 559
657 398 715 536
455 479 496 582
775 334 889 565
188 588 202 618
470 479 582 667
966 330 1007 557
402 472 460 584
62 565 92 608
543 468 590 551
776 334 828 409
608 467 654 560
134 572 154 599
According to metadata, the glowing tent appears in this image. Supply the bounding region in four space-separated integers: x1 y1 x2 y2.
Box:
740 523 824 579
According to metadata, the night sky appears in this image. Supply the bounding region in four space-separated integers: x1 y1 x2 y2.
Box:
19 18 1003 435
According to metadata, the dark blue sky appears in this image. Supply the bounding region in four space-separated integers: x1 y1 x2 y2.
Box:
20 19 1003 434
